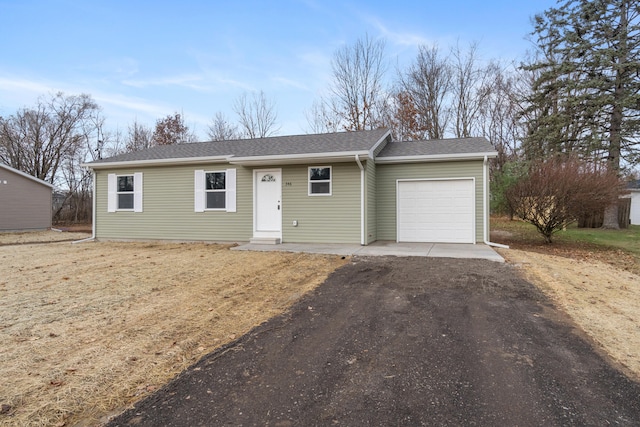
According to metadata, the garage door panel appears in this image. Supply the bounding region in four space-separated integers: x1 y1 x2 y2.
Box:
398 179 474 243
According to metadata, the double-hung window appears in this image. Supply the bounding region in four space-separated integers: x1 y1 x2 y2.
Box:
107 173 143 212
205 171 226 210
309 166 331 196
117 175 135 209
194 169 236 212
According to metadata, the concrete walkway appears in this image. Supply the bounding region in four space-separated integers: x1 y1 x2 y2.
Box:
232 240 504 262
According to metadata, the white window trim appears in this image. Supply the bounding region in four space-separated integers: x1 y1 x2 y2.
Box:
194 168 236 213
108 172 143 212
205 170 227 211
308 166 332 196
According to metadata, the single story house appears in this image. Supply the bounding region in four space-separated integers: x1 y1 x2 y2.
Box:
0 163 54 231
82 128 498 245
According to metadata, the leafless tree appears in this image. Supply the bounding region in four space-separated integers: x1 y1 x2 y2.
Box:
327 34 388 131
125 120 154 152
0 92 100 185
477 64 527 171
206 112 241 141
305 100 341 134
397 44 452 140
152 112 197 145
450 42 497 138
233 91 280 139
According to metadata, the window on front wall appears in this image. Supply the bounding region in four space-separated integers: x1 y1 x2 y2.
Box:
309 166 331 196
107 172 143 213
117 175 134 209
194 168 236 213
205 171 226 209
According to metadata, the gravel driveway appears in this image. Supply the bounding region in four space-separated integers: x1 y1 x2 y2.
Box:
107 256 640 426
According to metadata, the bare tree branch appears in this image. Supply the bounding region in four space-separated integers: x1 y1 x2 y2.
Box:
233 91 280 138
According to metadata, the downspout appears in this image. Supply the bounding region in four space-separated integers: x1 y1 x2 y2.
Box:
483 155 509 249
72 168 96 244
355 154 365 245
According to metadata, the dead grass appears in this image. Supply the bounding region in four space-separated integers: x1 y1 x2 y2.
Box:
0 234 348 426
497 248 640 382
0 230 91 245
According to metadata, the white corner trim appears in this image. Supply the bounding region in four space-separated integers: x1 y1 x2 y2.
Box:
355 154 365 245
483 155 509 249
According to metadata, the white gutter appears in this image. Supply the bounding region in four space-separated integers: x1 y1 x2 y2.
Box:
355 154 365 245
230 150 371 166
81 155 232 169
376 151 499 164
72 169 96 244
483 155 509 249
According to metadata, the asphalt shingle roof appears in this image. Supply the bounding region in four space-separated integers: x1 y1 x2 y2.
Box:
377 137 495 158
88 128 391 165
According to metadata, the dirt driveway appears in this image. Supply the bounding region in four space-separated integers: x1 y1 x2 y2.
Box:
107 257 640 426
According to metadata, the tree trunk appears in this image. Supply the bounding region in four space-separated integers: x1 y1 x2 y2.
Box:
602 204 619 230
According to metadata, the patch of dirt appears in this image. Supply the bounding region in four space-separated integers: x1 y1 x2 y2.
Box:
0 239 348 427
497 248 640 381
106 257 640 426
0 230 91 245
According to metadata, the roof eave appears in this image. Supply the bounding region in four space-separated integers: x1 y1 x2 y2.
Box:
375 151 498 164
229 151 372 166
0 163 54 188
368 129 392 158
81 156 233 169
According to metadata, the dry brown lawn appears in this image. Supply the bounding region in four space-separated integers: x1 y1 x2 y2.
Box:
498 248 640 382
2 231 639 426
0 232 348 426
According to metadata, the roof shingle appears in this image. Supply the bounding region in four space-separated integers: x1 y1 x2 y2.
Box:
88 128 391 165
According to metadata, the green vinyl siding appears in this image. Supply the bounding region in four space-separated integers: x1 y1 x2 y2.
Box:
95 163 253 241
281 163 361 244
376 160 485 242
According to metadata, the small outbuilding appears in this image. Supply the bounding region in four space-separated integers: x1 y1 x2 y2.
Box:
627 180 640 226
0 163 54 231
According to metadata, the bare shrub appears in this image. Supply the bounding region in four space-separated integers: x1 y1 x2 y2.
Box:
506 157 622 243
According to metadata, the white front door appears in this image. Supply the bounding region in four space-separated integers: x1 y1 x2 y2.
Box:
254 169 282 238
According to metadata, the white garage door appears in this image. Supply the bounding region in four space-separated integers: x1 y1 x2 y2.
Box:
397 179 475 243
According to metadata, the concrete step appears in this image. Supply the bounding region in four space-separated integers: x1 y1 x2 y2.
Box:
249 237 281 245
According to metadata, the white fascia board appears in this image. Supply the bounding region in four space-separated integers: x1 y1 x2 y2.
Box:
81 156 233 169
229 151 372 166
368 129 392 158
0 163 54 188
375 151 498 164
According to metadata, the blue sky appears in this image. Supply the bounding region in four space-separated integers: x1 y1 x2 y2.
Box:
0 0 557 140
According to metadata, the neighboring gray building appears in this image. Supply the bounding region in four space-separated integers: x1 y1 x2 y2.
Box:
0 163 53 231
83 128 498 245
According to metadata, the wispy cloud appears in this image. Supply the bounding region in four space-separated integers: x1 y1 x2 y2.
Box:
0 76 65 97
271 76 308 91
122 73 257 93
92 92 166 116
122 74 210 90
366 16 434 47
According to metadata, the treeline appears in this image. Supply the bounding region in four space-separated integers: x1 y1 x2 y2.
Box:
0 0 638 229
